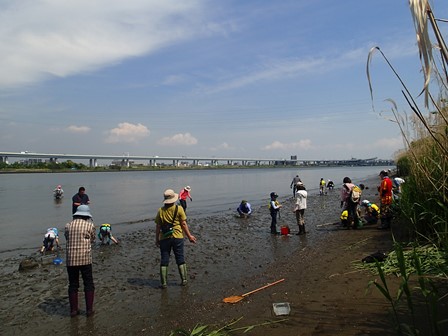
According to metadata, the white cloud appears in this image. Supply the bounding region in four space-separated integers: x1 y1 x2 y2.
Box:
201 37 418 94
262 139 312 151
157 133 198 146
210 142 233 151
204 58 324 94
162 75 186 86
370 136 404 150
0 0 209 89
67 125 91 133
105 122 149 143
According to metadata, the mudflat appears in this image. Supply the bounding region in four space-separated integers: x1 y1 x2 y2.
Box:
1 176 403 336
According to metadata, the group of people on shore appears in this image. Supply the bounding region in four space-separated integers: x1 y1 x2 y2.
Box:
236 176 308 235
236 169 399 237
39 171 400 318
339 170 396 230
43 184 197 317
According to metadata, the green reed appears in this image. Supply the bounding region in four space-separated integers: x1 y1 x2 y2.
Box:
169 318 288 336
367 242 447 335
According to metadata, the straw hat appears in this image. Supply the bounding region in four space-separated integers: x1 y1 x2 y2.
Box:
163 189 179 204
185 186 191 191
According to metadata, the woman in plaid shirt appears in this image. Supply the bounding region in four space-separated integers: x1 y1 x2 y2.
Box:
65 205 96 317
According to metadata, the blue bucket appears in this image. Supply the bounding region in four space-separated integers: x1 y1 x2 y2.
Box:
53 257 63 265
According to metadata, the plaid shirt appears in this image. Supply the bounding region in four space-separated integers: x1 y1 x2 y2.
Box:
65 218 96 266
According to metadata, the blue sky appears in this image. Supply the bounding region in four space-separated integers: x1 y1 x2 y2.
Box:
1 0 446 161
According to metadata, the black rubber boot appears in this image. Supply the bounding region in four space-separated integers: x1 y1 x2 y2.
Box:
69 291 79 317
85 291 95 317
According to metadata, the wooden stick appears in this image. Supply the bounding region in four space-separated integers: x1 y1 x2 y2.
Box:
316 222 339 227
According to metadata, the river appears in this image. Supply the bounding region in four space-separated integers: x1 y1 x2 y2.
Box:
0 166 391 256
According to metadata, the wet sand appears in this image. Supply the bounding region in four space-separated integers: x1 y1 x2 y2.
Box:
1 176 402 335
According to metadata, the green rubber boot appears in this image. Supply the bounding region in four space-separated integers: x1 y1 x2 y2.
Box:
178 264 188 286
160 266 168 289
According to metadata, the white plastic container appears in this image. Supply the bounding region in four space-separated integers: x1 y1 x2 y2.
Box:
272 302 291 316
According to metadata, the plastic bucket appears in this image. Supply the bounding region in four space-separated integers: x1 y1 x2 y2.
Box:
280 226 289 235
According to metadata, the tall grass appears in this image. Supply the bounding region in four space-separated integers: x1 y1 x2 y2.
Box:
367 0 448 247
366 1 448 334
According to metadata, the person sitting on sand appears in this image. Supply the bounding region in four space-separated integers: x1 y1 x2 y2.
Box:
98 224 119 245
294 182 307 235
361 200 380 225
236 200 252 218
269 192 282 234
40 227 60 254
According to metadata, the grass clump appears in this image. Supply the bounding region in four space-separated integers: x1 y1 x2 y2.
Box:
367 1 448 334
169 318 288 336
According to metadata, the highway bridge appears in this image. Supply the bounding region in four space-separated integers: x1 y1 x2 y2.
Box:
0 151 393 168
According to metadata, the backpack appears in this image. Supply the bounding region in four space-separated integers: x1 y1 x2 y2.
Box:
350 185 362 203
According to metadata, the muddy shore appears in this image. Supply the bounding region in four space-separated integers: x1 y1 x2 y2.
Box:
1 176 402 336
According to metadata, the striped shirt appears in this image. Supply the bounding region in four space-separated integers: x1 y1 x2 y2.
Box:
65 218 96 266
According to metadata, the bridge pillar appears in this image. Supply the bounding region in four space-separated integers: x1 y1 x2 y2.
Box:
0 156 8 164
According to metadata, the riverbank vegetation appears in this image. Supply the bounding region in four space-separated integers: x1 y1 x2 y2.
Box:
366 1 448 334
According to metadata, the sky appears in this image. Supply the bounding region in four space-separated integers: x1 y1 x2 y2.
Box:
1 0 447 161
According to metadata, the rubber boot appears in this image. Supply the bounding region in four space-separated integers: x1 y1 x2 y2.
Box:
160 266 168 289
85 291 95 317
69 292 79 317
178 263 188 286
301 224 306 234
297 224 306 235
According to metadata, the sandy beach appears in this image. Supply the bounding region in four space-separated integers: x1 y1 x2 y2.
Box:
0 176 407 336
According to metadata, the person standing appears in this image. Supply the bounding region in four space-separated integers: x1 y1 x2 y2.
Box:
294 182 307 235
340 177 360 229
319 178 326 195
269 192 282 234
72 187 90 214
53 185 64 199
155 189 196 289
179 186 192 212
65 205 96 317
290 175 302 198
378 170 393 229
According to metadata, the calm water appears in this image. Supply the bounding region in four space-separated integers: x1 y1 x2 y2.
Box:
0 166 391 254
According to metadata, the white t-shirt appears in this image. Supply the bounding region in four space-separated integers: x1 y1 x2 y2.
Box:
295 190 307 210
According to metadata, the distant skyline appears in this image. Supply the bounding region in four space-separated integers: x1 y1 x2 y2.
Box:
1 1 446 160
